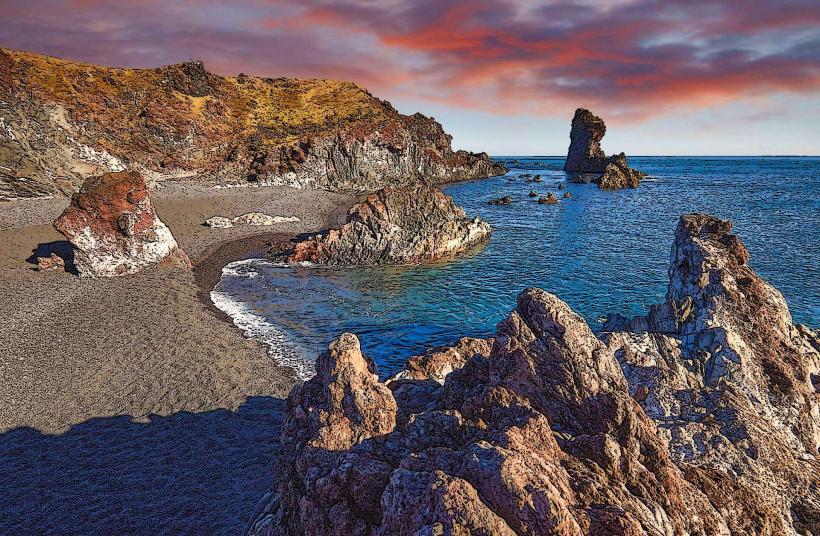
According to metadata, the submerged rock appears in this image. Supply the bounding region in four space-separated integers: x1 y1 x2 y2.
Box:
285 185 491 266
488 195 513 205
249 212 818 536
563 108 645 189
54 171 190 277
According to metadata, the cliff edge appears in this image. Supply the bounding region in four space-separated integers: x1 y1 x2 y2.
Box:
0 49 505 200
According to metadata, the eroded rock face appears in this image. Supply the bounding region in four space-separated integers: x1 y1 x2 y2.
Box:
250 212 819 536
249 289 733 535
563 108 607 173
0 48 505 200
603 213 820 534
285 185 491 265
563 108 645 189
54 171 190 277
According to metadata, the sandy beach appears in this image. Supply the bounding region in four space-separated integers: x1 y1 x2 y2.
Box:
0 182 354 533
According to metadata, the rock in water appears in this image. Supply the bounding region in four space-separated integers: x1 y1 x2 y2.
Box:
602 213 820 534
563 108 645 188
54 171 190 277
564 108 608 173
285 185 491 265
249 212 819 536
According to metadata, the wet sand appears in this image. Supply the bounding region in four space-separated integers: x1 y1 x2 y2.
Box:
0 182 354 534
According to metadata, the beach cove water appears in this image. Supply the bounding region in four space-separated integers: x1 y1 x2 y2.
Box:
212 157 820 379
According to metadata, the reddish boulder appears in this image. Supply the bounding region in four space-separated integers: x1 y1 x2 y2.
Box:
54 171 190 277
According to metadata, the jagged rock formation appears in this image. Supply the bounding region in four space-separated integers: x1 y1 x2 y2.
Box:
0 48 505 200
249 213 818 536
249 290 730 535
54 171 190 277
285 185 491 265
602 213 820 534
563 108 645 189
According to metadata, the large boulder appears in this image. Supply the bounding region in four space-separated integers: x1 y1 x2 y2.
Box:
54 171 190 277
602 213 820 534
563 108 645 189
285 185 491 265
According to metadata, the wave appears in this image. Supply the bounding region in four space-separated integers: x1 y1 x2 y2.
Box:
211 260 316 380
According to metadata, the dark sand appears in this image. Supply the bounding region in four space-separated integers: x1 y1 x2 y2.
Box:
0 182 354 534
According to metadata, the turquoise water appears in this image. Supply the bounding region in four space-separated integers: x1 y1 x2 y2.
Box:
212 157 820 378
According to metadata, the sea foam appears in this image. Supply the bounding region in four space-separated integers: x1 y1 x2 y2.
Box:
211 259 316 380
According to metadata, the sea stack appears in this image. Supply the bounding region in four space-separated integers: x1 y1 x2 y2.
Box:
285 185 491 265
563 108 645 189
54 171 190 277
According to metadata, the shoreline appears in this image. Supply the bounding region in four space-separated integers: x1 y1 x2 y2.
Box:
0 183 356 434
192 231 295 324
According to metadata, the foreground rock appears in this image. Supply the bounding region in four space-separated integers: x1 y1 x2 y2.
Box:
54 171 190 277
284 185 491 265
250 290 728 535
603 213 820 534
1 48 505 199
563 108 645 189
249 213 818 536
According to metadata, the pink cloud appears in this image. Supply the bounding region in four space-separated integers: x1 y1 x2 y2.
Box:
1 0 818 121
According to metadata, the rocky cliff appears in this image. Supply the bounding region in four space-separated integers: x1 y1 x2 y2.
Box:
284 185 492 265
248 213 818 535
0 49 505 201
563 108 645 189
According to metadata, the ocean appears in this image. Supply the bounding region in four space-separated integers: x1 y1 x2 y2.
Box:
212 157 820 379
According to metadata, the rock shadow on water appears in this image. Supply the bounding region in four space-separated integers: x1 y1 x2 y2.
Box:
0 396 284 535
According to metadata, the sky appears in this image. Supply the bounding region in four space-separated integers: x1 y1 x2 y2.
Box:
1 0 819 155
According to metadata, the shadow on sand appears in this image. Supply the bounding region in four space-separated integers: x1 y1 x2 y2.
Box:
0 396 284 535
25 240 78 274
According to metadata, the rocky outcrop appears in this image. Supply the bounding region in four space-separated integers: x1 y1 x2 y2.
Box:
563 108 645 189
564 108 607 173
54 171 190 277
284 185 491 265
249 289 730 535
598 153 644 189
249 212 818 536
0 48 505 200
602 213 820 534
